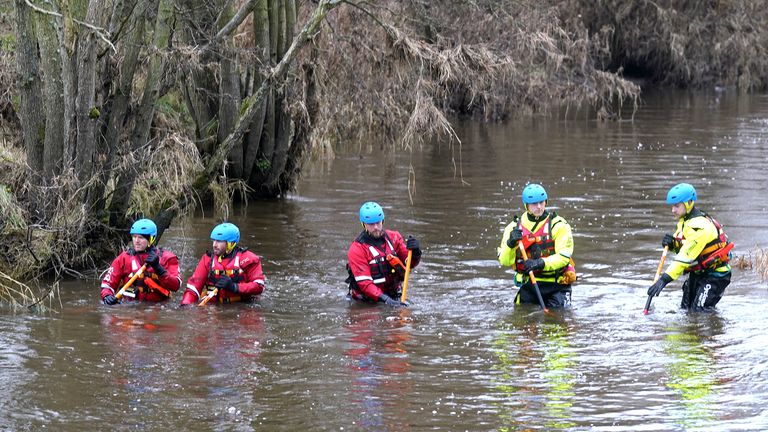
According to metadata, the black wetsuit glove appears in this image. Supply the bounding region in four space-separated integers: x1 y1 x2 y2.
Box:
103 294 119 305
507 228 523 248
215 275 239 293
661 234 680 252
379 293 407 308
647 273 673 297
406 235 422 257
145 249 167 276
523 258 545 273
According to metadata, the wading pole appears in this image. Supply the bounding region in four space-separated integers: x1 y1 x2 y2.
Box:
517 243 549 313
643 245 669 315
198 288 218 307
115 264 147 300
400 250 414 303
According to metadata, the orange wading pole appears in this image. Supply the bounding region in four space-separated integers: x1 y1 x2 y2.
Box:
198 288 218 307
643 245 669 315
400 250 414 303
517 243 549 313
114 264 147 300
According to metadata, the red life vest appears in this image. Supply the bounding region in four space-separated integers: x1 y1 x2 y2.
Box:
676 212 733 273
200 249 249 303
514 215 556 275
346 232 403 299
514 213 577 284
121 250 169 300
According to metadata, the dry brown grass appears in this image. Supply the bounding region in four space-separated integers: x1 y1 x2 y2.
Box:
123 131 205 218
734 246 768 282
298 0 642 159
569 0 768 90
0 121 209 296
0 35 15 133
0 272 59 312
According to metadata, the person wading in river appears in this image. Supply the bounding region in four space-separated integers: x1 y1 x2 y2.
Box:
101 219 182 305
180 222 265 305
647 183 733 311
346 202 422 307
498 184 577 308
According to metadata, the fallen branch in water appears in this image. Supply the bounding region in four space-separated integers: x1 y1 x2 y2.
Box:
0 270 58 312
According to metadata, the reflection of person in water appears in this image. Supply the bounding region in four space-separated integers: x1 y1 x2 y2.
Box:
492 312 576 430
187 308 265 372
343 306 412 431
99 309 180 415
100 307 265 422
662 315 727 429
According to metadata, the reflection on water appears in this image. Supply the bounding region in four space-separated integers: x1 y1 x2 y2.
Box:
2 90 768 430
0 318 34 430
493 309 576 431
344 305 412 431
101 309 180 412
663 315 726 430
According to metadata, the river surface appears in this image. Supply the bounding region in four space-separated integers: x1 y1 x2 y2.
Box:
2 90 768 431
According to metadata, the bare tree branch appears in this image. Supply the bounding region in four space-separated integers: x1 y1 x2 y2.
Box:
23 0 117 53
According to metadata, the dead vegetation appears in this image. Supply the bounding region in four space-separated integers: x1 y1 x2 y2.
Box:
733 246 768 282
0 114 206 300
1 0 768 306
298 0 641 159
570 0 768 90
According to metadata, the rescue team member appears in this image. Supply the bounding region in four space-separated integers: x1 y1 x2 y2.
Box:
647 183 733 311
101 219 182 305
180 222 265 305
347 202 422 307
498 184 576 308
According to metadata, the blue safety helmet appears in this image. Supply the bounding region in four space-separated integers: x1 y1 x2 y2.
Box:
130 219 157 245
666 183 697 205
211 223 240 243
359 202 385 224
211 222 240 254
522 183 548 205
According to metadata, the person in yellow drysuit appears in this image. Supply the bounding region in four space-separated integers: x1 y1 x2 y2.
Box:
647 183 733 311
498 184 576 308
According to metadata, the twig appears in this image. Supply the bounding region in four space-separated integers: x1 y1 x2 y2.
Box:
23 0 117 53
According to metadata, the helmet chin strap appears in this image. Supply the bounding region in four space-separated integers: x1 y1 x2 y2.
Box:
684 200 695 214
226 241 237 254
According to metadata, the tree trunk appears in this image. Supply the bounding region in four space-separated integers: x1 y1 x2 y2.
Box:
242 0 271 181
200 0 341 183
60 3 81 174
14 0 45 218
278 58 317 193
73 0 102 207
217 2 242 178
264 0 296 191
36 13 65 181
107 0 173 225
99 0 150 223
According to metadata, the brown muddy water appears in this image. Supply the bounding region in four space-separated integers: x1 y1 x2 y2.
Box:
2 90 768 431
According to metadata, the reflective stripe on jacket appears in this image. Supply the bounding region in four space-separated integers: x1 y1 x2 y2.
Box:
347 229 420 301
100 248 181 302
181 248 265 305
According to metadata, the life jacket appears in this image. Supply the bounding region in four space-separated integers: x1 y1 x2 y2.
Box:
346 232 402 297
677 211 733 273
121 249 170 299
514 213 577 285
200 248 248 303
